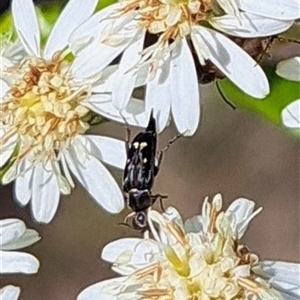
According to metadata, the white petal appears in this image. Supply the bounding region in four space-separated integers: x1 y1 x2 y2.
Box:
261 261 300 298
69 4 120 54
170 39 200 136
12 0 40 57
64 143 124 214
0 251 39 274
145 59 172 133
184 215 204 233
43 0 98 59
113 32 145 110
281 99 300 128
84 94 148 128
71 20 140 80
216 0 240 16
0 129 18 168
0 219 26 246
236 0 300 20
196 26 269 99
102 238 159 274
14 159 33 206
226 198 262 238
79 135 126 169
0 79 9 98
276 56 300 82
0 285 21 300
91 65 119 93
1 162 18 184
31 162 60 224
210 12 293 37
1 229 40 251
71 42 129 80
78 278 128 300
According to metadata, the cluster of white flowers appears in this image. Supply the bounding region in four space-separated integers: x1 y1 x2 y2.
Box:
78 195 300 300
1 0 299 223
0 0 299 299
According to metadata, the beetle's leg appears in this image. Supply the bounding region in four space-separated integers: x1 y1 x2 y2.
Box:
120 112 131 154
151 194 168 212
156 133 183 170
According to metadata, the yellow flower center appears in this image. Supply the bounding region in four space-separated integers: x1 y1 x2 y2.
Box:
1 54 90 162
119 0 214 42
131 207 280 300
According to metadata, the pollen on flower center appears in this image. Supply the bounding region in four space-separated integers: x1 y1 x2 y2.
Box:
119 0 213 41
1 54 90 162
130 201 277 300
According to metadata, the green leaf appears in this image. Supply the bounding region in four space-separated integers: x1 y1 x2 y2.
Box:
96 0 117 10
218 65 300 137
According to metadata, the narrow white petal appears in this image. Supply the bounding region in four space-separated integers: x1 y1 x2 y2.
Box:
0 251 39 274
210 12 293 37
43 0 98 59
102 238 158 266
113 32 145 110
71 20 140 80
191 29 211 65
31 162 60 224
236 0 300 20
261 261 300 298
14 160 33 206
196 26 269 98
216 0 240 16
1 162 18 184
0 79 9 98
170 39 200 136
281 99 300 128
0 129 18 168
0 285 21 300
91 65 119 93
276 57 300 82
78 278 128 300
226 198 262 238
1 229 40 251
69 4 120 54
84 94 148 128
102 239 160 275
12 0 40 57
145 60 172 133
0 148 14 169
65 144 124 214
0 219 26 246
71 41 129 80
79 135 126 169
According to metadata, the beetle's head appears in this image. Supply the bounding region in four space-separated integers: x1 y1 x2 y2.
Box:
127 189 152 212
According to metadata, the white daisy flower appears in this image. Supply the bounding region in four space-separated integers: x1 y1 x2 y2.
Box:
0 218 40 300
70 0 299 135
276 56 300 129
0 0 127 223
77 194 300 300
